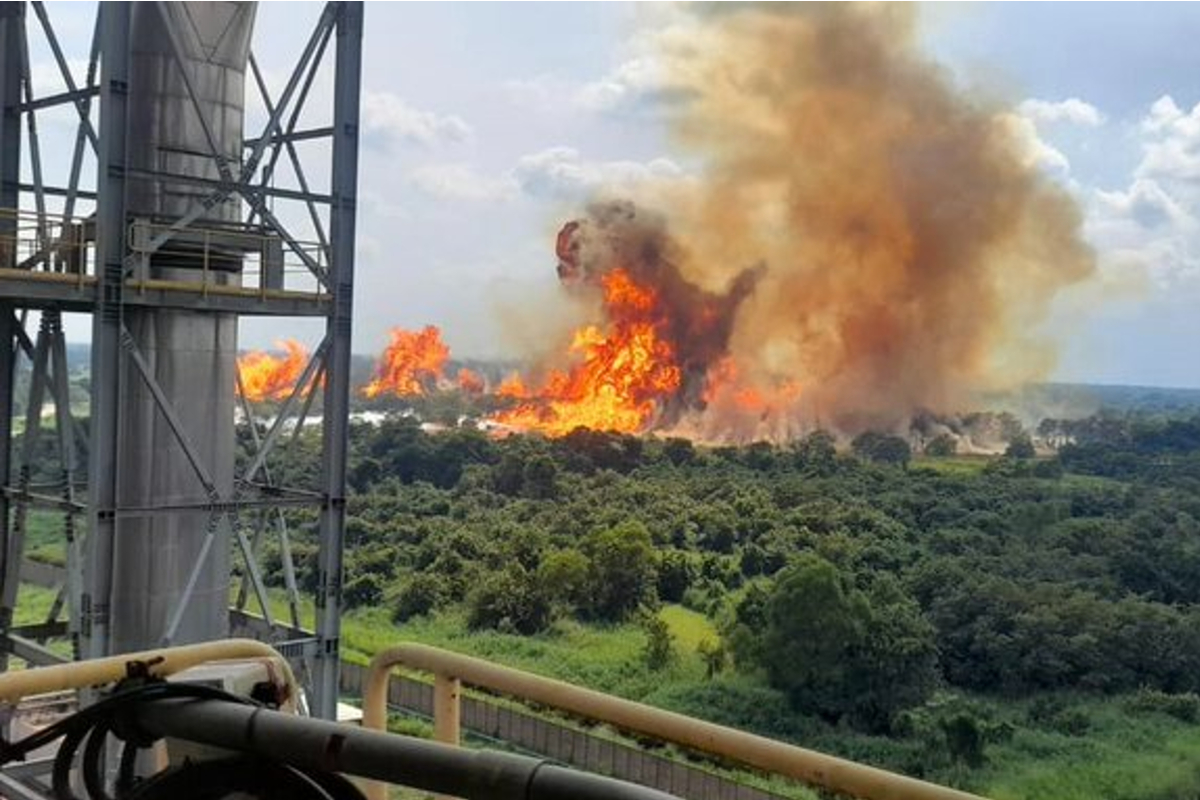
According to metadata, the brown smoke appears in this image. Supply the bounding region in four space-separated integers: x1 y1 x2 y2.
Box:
623 4 1099 436
553 201 764 426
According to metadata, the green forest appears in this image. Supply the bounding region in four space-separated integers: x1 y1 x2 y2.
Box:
252 406 1200 800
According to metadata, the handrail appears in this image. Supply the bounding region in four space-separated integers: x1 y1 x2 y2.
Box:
136 696 682 800
0 646 681 800
0 638 298 705
365 643 989 800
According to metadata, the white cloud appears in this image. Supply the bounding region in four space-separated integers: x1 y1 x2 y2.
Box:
507 8 696 118
361 90 472 148
1094 179 1191 231
511 147 685 199
574 57 670 115
1085 201 1200 286
407 164 517 202
506 61 678 117
1135 95 1200 183
1017 98 1106 127
404 148 687 204
998 113 1071 175
1142 96 1188 134
1083 97 1200 288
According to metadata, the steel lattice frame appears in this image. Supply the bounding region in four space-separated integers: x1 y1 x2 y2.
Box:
0 2 362 719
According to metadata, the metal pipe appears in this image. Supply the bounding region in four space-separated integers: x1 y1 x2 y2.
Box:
365 644 988 800
0 637 296 703
132 697 682 800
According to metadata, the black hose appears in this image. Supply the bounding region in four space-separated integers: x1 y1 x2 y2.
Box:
80 721 113 800
2 681 258 767
3 680 262 800
51 723 89 800
115 739 141 797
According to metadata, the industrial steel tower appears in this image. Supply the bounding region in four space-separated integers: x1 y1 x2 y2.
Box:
0 2 362 718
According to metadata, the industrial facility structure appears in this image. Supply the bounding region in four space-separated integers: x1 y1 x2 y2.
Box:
0 0 361 718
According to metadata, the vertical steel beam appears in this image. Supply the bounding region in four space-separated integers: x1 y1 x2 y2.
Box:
0 3 24 669
0 310 14 671
84 2 131 661
49 318 82 658
312 0 362 720
2 323 51 656
0 3 20 222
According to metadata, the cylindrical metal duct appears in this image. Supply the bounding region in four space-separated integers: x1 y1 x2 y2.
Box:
126 2 253 232
112 2 256 653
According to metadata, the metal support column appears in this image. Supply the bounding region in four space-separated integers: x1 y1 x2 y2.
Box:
0 311 14 672
0 3 20 219
312 0 362 720
84 2 131 661
0 2 25 670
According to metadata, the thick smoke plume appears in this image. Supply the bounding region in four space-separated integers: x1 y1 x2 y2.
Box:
595 4 1097 437
554 201 763 428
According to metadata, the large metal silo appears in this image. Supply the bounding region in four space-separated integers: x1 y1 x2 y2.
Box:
111 2 256 652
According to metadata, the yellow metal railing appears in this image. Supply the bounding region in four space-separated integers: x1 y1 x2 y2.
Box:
0 208 91 273
127 218 326 295
364 643 989 800
1 209 326 294
0 638 298 704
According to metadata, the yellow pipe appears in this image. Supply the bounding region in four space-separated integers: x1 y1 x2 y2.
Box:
0 268 96 285
0 638 297 705
365 643 988 800
432 674 461 746
123 278 329 303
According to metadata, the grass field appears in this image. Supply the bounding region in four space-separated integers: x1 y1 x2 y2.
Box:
977 698 1200 800
912 454 993 476
659 604 717 653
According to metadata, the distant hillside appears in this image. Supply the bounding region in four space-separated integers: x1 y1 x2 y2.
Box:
992 382 1200 421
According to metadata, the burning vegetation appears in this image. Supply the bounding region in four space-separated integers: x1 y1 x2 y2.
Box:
238 339 310 403
241 5 1097 442
491 203 762 435
362 325 451 398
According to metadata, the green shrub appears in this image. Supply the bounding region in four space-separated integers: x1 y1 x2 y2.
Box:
750 556 938 730
640 613 676 672
1027 696 1092 735
1125 688 1200 723
466 565 553 635
392 573 447 623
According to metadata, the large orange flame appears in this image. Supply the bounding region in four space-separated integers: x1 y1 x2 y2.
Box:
491 269 683 435
238 340 310 402
363 325 451 398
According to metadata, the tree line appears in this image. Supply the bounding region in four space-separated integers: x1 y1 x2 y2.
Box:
251 410 1200 741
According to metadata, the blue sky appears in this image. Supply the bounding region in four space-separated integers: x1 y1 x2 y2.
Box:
24 3 1200 390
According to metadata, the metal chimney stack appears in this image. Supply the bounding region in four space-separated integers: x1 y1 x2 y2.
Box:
0 1 363 718
112 2 256 653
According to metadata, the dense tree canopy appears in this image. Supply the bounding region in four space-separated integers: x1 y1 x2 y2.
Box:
248 407 1200 737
